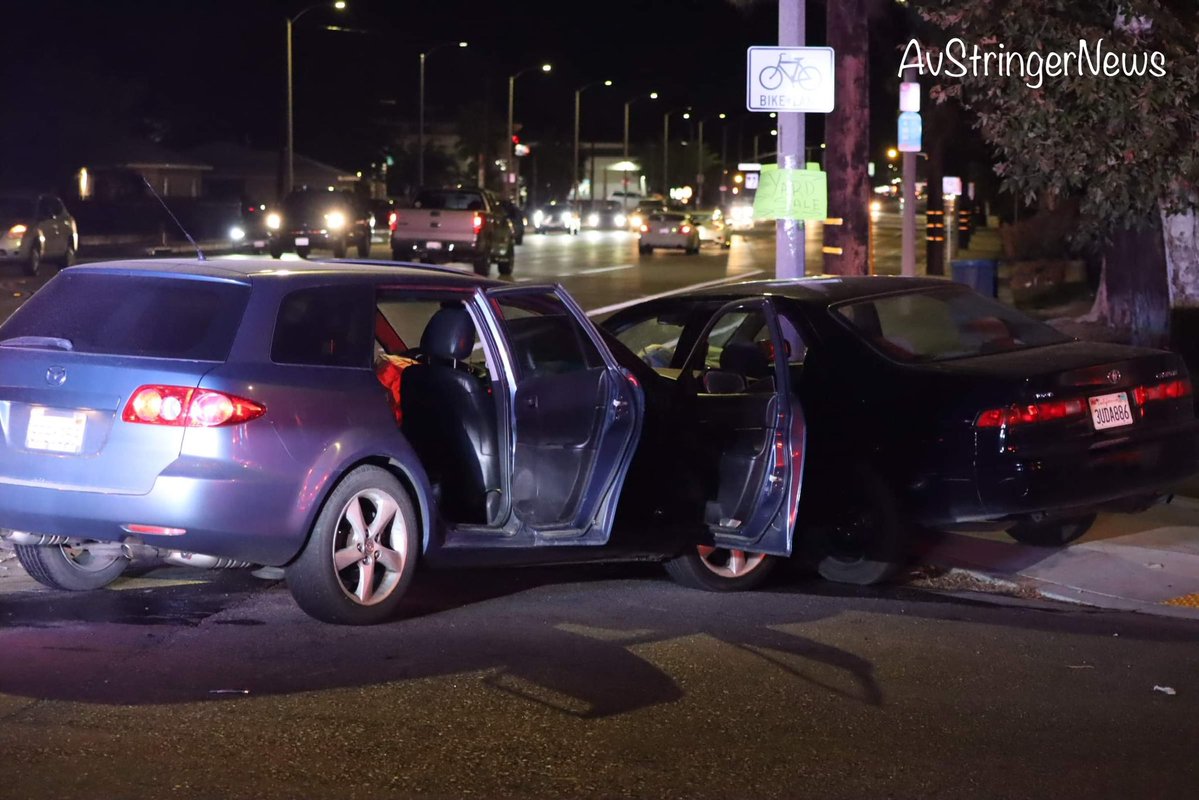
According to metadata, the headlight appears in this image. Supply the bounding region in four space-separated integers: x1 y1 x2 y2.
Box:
532 210 545 226
325 211 346 229
266 213 281 230
229 226 245 241
614 214 627 227
587 213 599 227
870 200 881 213
630 214 643 228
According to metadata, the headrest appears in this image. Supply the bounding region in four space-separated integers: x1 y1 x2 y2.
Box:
719 340 770 379
421 307 475 362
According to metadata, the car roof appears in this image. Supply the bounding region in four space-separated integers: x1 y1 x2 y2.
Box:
678 275 954 304
62 257 506 288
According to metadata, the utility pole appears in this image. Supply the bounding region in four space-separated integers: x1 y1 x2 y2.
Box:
776 0 805 278
901 64 917 277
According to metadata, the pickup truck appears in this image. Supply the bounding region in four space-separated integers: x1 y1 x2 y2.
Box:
389 188 516 276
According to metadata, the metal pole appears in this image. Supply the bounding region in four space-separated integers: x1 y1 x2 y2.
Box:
507 75 515 200
663 114 669 200
573 89 581 202
418 51 426 187
622 101 630 206
901 64 917 276
285 16 294 197
697 120 704 207
776 0 805 279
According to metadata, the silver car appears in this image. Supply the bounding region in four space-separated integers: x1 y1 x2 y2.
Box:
638 211 700 255
0 193 78 275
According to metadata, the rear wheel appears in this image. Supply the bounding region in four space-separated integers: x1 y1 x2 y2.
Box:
801 465 909 585
331 240 347 259
24 244 41 276
391 246 405 261
1006 513 1097 547
473 255 490 276
665 545 776 591
286 465 419 625
639 244 653 255
296 245 311 259
59 241 77 267
357 236 371 258
14 541 129 591
497 242 515 276
269 242 285 259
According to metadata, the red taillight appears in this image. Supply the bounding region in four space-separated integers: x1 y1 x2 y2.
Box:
388 210 398 231
472 214 484 235
1134 378 1191 406
639 224 649 233
122 385 265 427
681 224 692 234
975 398 1085 428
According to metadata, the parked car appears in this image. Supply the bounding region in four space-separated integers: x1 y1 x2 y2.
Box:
267 189 372 260
530 200 579 235
0 257 817 624
0 193 78 275
498 198 526 245
577 200 627 231
600 276 1199 584
638 211 700 255
390 187 515 276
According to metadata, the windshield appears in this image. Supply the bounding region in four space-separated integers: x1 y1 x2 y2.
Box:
835 287 1071 362
413 190 484 210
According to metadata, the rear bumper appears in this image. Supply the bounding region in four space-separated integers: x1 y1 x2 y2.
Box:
0 466 306 566
640 233 695 249
390 237 482 261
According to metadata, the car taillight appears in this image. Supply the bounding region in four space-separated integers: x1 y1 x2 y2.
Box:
472 214 484 235
122 385 265 427
681 225 692 234
388 211 398 231
975 398 1086 428
1133 378 1191 406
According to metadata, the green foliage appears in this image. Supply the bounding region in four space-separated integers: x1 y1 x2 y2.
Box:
912 0 1199 243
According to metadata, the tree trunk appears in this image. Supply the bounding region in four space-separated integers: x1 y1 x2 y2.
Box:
1084 222 1171 348
823 0 869 276
1161 206 1199 370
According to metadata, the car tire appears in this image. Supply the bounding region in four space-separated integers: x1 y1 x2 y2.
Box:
473 256 490 276
1006 513 1097 547
59 241 77 267
286 465 419 625
391 246 405 261
296 245 311 259
332 240 347 259
664 546 776 592
24 244 41 276
801 464 909 586
639 245 653 255
514 232 524 245
269 243 285 259
497 242 515 276
357 237 371 258
686 243 700 255
14 541 130 591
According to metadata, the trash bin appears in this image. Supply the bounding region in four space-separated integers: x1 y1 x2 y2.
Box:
951 259 998 298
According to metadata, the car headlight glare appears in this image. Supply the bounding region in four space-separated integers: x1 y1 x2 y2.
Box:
230 226 245 241
266 213 281 230
532 210 545 226
587 213 599 227
325 211 346 229
614 214 627 227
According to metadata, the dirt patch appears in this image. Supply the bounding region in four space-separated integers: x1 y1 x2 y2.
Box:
903 564 1046 601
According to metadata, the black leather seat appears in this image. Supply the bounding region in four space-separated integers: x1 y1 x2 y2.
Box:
400 307 501 524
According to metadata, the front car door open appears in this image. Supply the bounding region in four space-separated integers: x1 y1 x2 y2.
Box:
676 298 806 557
483 285 643 544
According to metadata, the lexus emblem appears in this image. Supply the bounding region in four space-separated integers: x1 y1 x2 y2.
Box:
45 366 67 387
1106 369 1122 385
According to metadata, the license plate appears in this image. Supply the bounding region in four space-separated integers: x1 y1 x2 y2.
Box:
426 241 443 250
659 228 671 234
25 407 86 454
295 236 309 246
1089 391 1133 430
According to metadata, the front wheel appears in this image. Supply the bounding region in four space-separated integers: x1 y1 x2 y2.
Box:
24 244 41 276
269 242 285 259
665 546 776 591
801 465 909 585
357 237 371 258
286 465 419 625
497 242 515 276
639 244 653 255
296 245 311 259
473 256 490 276
331 240 347 259
14 541 130 591
60 241 77 267
1006 513 1097 547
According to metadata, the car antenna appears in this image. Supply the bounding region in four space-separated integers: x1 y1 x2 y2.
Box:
141 176 205 261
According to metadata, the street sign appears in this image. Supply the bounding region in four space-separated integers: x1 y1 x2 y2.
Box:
899 81 921 113
746 46 835 113
898 111 922 152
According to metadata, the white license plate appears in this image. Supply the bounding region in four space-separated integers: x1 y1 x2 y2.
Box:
659 228 671 234
426 241 443 250
295 236 309 246
25 407 86 454
1089 391 1133 430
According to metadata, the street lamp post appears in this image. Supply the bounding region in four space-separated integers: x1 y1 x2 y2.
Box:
418 41 468 188
506 62 552 202
662 106 690 201
689 112 725 207
285 1 346 197
572 80 612 202
621 91 657 207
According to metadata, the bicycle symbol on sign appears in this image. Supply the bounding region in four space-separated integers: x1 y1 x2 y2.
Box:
758 53 822 91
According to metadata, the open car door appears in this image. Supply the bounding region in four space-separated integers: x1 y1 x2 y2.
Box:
484 285 643 544
675 298 806 556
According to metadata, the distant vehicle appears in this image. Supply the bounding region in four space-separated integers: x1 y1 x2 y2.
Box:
627 199 668 232
389 187 515 276
368 198 396 245
531 200 579 235
267 189 372 260
638 211 700 255
608 189 644 210
498 198 526 245
690 208 732 249
0 193 78 275
229 201 271 253
577 200 627 231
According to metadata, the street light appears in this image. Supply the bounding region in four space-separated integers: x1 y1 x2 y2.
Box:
685 111 725 207
621 91 657 207
285 1 347 196
418 41 468 187
572 79 613 202
506 62 552 201
662 106 691 200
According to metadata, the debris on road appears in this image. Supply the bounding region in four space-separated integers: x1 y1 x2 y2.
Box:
1153 685 1177 696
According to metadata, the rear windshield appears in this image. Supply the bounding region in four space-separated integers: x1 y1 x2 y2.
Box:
413 191 484 211
835 287 1071 363
0 272 250 361
649 213 686 223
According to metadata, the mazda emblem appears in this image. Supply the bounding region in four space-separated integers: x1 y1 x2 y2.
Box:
45 366 67 387
1106 369 1122 385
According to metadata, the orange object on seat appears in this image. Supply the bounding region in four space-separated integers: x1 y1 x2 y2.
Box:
376 354 419 424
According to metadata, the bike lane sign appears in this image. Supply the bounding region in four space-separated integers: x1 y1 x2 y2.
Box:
747 46 835 113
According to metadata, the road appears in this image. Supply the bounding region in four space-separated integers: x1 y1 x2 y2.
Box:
2 220 1196 799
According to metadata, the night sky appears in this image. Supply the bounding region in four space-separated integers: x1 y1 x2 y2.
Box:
6 1 911 179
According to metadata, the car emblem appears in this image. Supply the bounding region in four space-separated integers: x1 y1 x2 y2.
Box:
1106 369 1122 385
45 366 67 387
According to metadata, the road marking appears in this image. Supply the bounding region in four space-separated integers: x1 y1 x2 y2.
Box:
570 263 637 276
585 270 766 317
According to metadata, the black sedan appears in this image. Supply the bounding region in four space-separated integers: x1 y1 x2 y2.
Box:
600 276 1199 585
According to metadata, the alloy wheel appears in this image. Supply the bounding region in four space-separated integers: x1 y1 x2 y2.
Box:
331 488 409 606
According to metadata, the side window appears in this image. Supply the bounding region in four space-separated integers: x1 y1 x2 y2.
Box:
611 313 688 369
492 292 604 381
694 307 776 394
36 196 56 219
375 295 491 374
272 286 373 368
